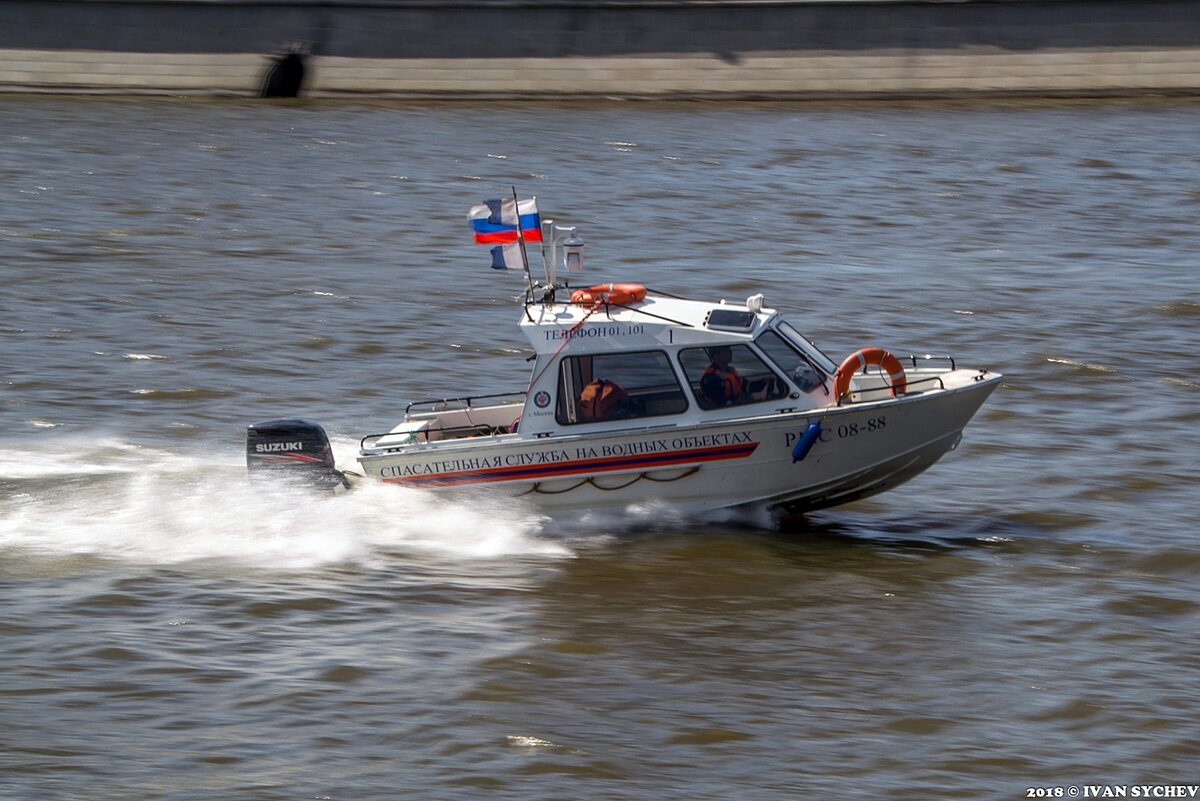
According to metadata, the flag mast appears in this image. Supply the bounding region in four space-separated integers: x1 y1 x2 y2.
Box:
511 185 536 298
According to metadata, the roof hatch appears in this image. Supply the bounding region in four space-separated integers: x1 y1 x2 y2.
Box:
704 308 757 332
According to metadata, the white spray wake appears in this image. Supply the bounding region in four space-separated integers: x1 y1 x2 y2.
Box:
0 435 572 570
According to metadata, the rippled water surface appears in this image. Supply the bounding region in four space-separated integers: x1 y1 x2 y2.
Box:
2 97 1198 800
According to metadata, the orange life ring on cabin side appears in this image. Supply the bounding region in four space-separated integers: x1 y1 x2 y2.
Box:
570 283 647 306
834 347 907 400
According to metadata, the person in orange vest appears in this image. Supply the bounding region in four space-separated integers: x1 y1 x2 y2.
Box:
578 379 630 422
700 346 745 407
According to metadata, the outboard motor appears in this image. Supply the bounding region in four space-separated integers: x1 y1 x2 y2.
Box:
246 418 348 490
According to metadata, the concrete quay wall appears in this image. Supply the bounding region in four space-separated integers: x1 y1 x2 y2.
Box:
1 0 1198 99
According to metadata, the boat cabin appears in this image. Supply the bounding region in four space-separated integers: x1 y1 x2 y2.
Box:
363 289 844 450
516 291 838 435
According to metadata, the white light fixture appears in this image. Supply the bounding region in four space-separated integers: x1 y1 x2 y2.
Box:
561 228 584 273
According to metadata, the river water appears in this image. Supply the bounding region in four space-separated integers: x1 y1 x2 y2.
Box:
1 97 1198 800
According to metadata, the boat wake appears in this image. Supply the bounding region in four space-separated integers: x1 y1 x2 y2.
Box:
0 436 569 571
2 433 996 575
558 499 780 534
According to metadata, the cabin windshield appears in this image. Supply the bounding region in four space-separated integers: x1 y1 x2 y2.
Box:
775 321 838 375
556 350 689 425
755 329 830 394
678 344 789 410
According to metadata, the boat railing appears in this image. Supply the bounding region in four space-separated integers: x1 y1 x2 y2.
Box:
904 353 957 371
901 374 948 393
839 354 957 403
404 391 527 416
840 371 947 404
361 422 510 451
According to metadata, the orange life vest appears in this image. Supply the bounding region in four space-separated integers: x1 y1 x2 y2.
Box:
702 364 743 404
578 380 629 422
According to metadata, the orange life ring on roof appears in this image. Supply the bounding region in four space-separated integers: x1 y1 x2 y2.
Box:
834 347 907 401
570 283 647 306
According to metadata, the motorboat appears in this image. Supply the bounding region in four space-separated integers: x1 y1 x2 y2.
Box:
246 199 1001 517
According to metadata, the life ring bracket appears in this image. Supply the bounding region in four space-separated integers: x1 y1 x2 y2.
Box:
834 347 908 402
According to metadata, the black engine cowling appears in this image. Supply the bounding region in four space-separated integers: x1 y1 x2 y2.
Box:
246 418 348 490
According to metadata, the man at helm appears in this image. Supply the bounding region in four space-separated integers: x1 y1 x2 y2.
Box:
700 345 745 407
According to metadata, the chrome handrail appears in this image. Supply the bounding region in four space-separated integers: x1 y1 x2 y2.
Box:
838 373 947 404
404 391 527 416
905 353 957 370
361 422 506 450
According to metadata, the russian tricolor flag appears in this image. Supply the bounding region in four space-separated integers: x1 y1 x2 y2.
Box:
468 197 542 245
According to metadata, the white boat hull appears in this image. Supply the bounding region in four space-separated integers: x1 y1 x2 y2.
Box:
356 372 1001 516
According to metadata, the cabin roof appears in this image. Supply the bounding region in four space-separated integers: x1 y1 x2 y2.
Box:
519 290 778 354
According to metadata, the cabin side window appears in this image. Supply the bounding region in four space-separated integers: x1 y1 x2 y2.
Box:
555 350 690 425
775 321 838 375
755 329 830 394
678 344 790 410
